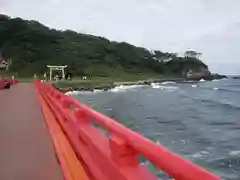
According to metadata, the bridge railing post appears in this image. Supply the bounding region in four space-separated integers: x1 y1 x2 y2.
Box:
74 108 91 124
109 135 139 167
61 98 71 109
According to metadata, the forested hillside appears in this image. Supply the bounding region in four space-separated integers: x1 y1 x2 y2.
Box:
0 14 208 77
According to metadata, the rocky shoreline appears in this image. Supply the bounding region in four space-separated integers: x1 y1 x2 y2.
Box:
54 75 228 93
53 78 186 93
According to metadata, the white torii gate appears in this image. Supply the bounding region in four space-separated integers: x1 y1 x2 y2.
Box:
47 65 67 81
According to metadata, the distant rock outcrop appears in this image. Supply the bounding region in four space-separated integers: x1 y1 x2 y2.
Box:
185 69 227 81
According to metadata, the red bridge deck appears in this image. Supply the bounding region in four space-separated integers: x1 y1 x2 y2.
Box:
0 83 63 180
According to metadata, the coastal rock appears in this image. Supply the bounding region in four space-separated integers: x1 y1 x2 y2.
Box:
185 69 227 81
204 74 227 81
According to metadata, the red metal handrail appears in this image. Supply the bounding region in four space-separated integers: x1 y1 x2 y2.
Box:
36 81 221 180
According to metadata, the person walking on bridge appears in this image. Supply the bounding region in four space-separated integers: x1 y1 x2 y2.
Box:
43 72 47 81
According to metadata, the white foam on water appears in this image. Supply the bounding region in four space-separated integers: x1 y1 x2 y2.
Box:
189 150 210 159
200 79 205 82
213 87 219 90
65 84 146 95
93 89 104 93
192 84 198 88
65 90 81 96
161 81 176 85
65 90 103 96
229 150 240 156
151 83 178 91
151 83 164 89
108 84 146 93
109 86 125 93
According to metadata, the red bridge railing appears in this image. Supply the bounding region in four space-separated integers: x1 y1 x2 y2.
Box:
36 81 221 180
0 79 19 89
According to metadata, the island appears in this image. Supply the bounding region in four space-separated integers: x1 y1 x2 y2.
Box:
0 14 226 91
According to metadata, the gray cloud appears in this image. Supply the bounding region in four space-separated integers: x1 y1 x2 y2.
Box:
1 0 240 74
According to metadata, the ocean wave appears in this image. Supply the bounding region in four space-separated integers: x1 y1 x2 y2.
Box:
65 84 146 95
229 84 240 88
65 90 81 96
213 87 240 93
108 84 146 93
161 81 176 85
229 150 240 156
93 89 104 93
187 150 210 159
65 90 103 96
151 83 179 91
195 98 240 111
208 156 240 170
192 84 198 88
209 121 236 126
200 85 240 93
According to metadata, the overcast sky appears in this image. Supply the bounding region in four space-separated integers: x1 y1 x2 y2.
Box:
1 0 240 74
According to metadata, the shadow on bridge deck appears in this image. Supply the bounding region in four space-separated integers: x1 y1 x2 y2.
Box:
0 83 63 180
